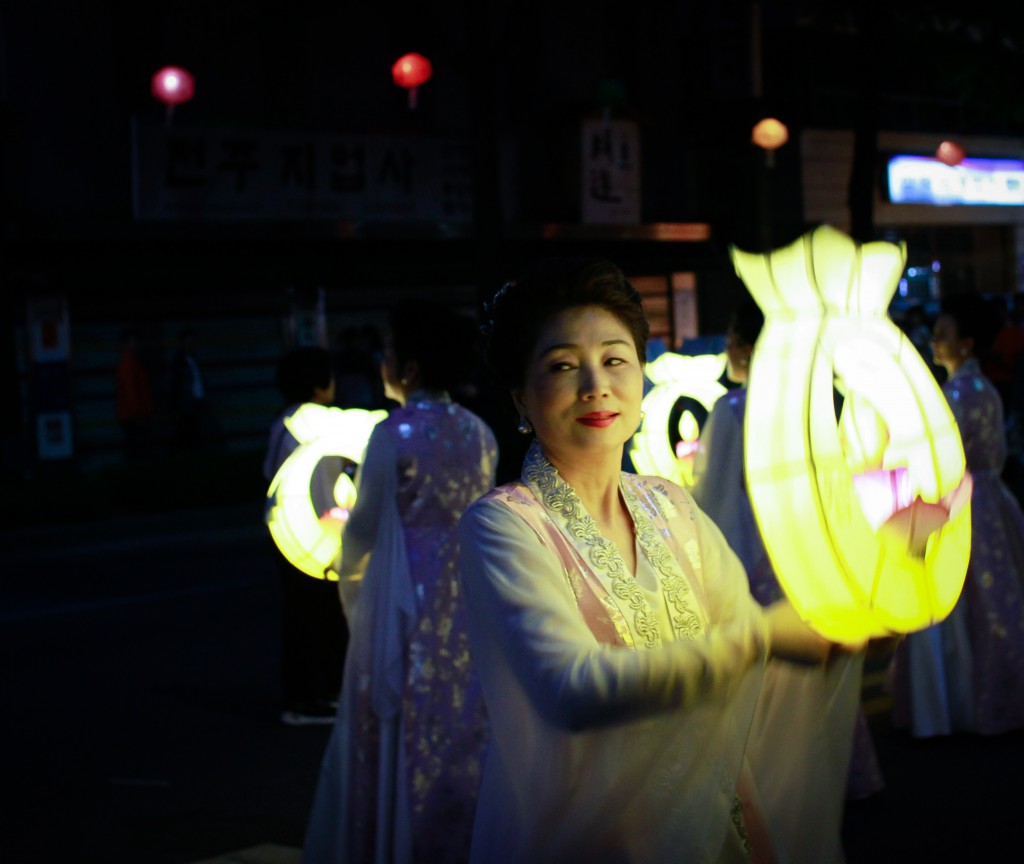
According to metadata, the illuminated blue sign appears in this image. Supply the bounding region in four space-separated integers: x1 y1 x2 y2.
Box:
886 155 1024 206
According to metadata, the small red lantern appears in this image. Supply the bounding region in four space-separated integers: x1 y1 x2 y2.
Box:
391 52 432 110
935 140 966 167
151 66 195 107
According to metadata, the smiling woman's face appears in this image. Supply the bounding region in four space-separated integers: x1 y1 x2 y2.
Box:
512 305 644 464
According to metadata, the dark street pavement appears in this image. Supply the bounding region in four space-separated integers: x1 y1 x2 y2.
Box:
2 500 1022 864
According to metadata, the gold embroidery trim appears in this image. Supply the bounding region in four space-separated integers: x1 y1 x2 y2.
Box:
523 442 704 646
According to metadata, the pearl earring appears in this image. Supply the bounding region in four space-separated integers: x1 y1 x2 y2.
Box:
517 418 533 435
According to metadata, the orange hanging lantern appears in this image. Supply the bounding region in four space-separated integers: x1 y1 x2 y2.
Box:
751 117 789 151
391 52 432 110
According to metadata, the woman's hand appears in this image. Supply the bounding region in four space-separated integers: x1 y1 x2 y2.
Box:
764 599 867 666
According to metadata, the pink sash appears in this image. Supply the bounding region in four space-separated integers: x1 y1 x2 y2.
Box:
495 483 633 647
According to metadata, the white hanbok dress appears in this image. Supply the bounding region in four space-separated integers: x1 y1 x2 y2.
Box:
458 443 774 864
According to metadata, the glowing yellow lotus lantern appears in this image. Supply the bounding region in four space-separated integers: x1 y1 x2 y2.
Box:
732 225 971 642
630 351 728 486
266 404 387 580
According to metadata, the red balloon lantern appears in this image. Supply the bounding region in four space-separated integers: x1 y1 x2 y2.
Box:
935 140 966 167
151 66 195 107
391 52 432 110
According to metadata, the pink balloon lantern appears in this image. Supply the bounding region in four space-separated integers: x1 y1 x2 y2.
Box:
151 66 195 107
935 140 966 166
391 52 432 110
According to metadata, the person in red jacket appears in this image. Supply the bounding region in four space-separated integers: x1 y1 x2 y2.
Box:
115 327 154 458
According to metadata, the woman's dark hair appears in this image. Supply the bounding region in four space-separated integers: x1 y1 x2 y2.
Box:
480 257 649 391
728 294 765 348
274 346 334 404
389 300 478 392
940 292 1001 360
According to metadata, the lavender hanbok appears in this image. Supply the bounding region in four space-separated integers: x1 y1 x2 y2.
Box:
303 393 497 864
891 359 1024 736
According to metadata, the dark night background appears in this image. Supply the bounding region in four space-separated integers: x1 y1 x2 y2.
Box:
3 5 1024 863
5 2 1024 493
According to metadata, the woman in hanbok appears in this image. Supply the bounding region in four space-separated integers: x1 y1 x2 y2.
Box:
457 257 864 864
303 302 498 864
691 298 886 819
890 292 1024 736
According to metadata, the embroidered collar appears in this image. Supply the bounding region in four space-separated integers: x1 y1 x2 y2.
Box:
521 441 704 646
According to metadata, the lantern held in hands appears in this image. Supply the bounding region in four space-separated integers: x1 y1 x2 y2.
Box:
732 225 971 643
265 404 387 580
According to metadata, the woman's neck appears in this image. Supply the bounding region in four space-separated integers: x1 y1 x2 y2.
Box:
544 447 624 523
944 354 973 377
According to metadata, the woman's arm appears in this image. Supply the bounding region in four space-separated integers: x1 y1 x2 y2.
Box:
663 482 844 665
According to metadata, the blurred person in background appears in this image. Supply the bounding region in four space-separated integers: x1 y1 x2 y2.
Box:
889 291 1024 737
167 327 222 451
264 346 349 726
115 326 154 459
304 301 497 864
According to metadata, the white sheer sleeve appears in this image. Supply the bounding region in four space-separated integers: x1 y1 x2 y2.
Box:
336 423 395 612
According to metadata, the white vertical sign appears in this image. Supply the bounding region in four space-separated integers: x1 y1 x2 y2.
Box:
581 118 641 223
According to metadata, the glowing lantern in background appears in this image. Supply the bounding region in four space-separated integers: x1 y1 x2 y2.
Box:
391 52 432 110
266 404 388 580
152 65 195 105
752 117 788 150
151 65 195 126
752 117 788 166
935 140 966 166
630 352 729 487
732 225 971 643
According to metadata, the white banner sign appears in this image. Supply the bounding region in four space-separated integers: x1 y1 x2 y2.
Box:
132 121 474 222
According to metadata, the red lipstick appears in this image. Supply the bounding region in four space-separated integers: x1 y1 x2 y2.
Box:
576 411 618 428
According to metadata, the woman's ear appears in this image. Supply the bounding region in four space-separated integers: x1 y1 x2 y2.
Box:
510 388 526 417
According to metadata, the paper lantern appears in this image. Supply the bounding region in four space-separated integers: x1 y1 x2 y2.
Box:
151 65 195 107
266 404 387 579
731 225 971 642
751 117 788 151
935 140 965 167
391 52 432 109
629 351 728 486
